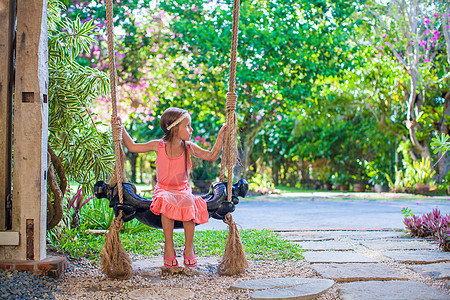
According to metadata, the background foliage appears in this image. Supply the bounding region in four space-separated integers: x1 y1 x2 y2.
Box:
54 0 450 196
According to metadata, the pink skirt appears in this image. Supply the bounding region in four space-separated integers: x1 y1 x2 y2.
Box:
150 183 209 224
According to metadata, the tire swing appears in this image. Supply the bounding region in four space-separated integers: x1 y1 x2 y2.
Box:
99 0 247 279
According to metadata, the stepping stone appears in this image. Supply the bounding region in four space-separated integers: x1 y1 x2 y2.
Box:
296 241 354 251
128 287 194 300
330 231 404 240
361 240 437 251
231 277 334 300
311 263 407 282
278 232 333 241
132 257 218 276
382 250 450 264
409 263 450 279
303 251 376 263
339 281 449 300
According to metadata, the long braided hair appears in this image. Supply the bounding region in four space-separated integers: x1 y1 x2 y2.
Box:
160 107 189 175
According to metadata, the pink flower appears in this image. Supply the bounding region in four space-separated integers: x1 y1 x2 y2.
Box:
433 13 438 18
380 46 384 50
276 115 282 121
393 38 397 41
424 59 431 63
399 52 402 56
383 33 387 38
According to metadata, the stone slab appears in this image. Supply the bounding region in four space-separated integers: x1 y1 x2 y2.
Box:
251 282 334 300
409 263 450 279
340 281 449 300
382 250 450 264
230 277 334 300
360 240 437 251
278 232 334 241
128 287 194 300
278 231 404 242
132 257 218 276
329 231 404 240
296 241 354 251
303 251 376 263
311 263 407 282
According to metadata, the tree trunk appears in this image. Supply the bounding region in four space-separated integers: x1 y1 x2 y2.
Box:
272 160 280 186
407 76 431 160
438 92 450 181
47 147 67 230
140 155 144 184
126 152 138 183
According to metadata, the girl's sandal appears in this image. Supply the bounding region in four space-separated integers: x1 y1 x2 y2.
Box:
163 253 179 268
183 250 197 268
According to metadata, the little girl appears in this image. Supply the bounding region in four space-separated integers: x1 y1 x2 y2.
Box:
113 107 227 268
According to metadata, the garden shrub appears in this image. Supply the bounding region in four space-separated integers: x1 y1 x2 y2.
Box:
403 207 450 251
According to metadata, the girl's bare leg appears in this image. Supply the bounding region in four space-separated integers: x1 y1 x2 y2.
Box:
183 220 196 265
161 214 176 266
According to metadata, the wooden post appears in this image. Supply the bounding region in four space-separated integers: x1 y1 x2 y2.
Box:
1 0 49 261
0 0 15 232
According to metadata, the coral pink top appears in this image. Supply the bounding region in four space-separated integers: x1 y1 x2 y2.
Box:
150 140 209 224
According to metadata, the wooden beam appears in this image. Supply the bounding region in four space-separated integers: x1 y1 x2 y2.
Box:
9 0 48 261
0 0 16 231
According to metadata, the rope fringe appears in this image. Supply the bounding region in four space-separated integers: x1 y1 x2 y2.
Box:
217 213 248 276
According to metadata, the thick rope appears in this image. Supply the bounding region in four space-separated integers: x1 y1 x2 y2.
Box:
100 0 132 280
218 0 247 276
219 0 240 202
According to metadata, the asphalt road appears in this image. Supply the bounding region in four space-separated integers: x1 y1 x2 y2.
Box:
195 192 450 231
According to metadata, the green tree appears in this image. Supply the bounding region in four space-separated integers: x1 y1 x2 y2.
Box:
361 0 450 165
47 0 114 229
161 0 364 178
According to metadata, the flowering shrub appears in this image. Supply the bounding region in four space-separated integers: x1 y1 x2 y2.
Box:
403 207 450 251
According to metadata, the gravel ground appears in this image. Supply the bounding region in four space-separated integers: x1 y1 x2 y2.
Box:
4 249 448 299
45 254 339 300
0 270 60 300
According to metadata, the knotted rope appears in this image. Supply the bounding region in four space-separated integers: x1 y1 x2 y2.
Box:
217 0 248 276
100 0 132 280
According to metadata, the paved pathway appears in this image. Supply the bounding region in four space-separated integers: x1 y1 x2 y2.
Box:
203 192 450 299
198 192 450 231
139 192 450 299
276 229 450 299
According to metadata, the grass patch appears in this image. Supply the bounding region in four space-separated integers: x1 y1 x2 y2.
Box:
48 228 304 262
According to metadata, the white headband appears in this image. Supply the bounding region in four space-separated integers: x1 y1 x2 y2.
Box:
166 113 189 131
